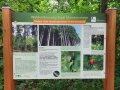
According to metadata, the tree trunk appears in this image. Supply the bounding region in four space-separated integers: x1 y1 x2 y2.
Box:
47 27 51 46
52 31 54 46
39 31 44 46
63 26 67 46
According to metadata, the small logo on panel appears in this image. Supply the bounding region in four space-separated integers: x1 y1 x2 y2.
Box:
53 71 60 77
91 17 96 22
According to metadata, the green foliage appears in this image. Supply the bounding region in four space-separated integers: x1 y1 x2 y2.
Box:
92 41 104 50
15 79 103 90
61 51 80 72
13 35 38 52
115 7 120 90
13 25 38 52
0 0 120 90
0 58 3 90
92 35 104 50
84 55 103 71
0 6 3 90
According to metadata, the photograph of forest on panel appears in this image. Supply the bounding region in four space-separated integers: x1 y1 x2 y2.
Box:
83 55 103 71
61 51 80 72
91 35 104 50
39 25 80 46
12 25 38 52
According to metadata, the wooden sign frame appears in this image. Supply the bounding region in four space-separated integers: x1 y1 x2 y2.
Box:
2 7 116 90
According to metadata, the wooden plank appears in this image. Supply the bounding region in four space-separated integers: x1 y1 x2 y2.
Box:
2 7 15 90
104 8 117 90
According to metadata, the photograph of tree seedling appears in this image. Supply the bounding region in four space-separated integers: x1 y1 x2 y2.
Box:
12 25 38 52
61 51 80 72
39 25 80 46
83 55 103 71
92 35 104 50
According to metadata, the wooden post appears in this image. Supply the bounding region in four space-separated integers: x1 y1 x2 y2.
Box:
104 8 117 90
2 7 15 90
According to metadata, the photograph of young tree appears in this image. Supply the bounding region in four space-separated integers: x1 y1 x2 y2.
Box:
92 35 104 50
13 25 38 52
39 25 80 46
83 55 103 71
61 51 80 72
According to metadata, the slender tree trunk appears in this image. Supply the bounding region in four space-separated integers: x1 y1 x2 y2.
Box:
61 29 64 46
60 28 63 46
53 31 54 46
41 31 44 45
47 27 51 46
63 26 67 46
67 34 70 46
39 31 44 46
39 31 42 46
64 31 67 46
24 29 27 51
60 30 62 46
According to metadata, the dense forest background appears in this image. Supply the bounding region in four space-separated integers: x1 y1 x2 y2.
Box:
39 25 80 46
0 0 120 90
13 25 38 52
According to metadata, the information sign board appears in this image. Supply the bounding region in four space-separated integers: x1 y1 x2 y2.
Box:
12 13 106 79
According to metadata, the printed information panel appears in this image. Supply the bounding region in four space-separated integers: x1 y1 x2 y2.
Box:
12 13 106 79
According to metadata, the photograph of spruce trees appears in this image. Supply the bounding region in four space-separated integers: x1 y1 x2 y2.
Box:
39 25 80 46
12 25 38 52
61 51 80 72
83 55 103 71
92 35 104 50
